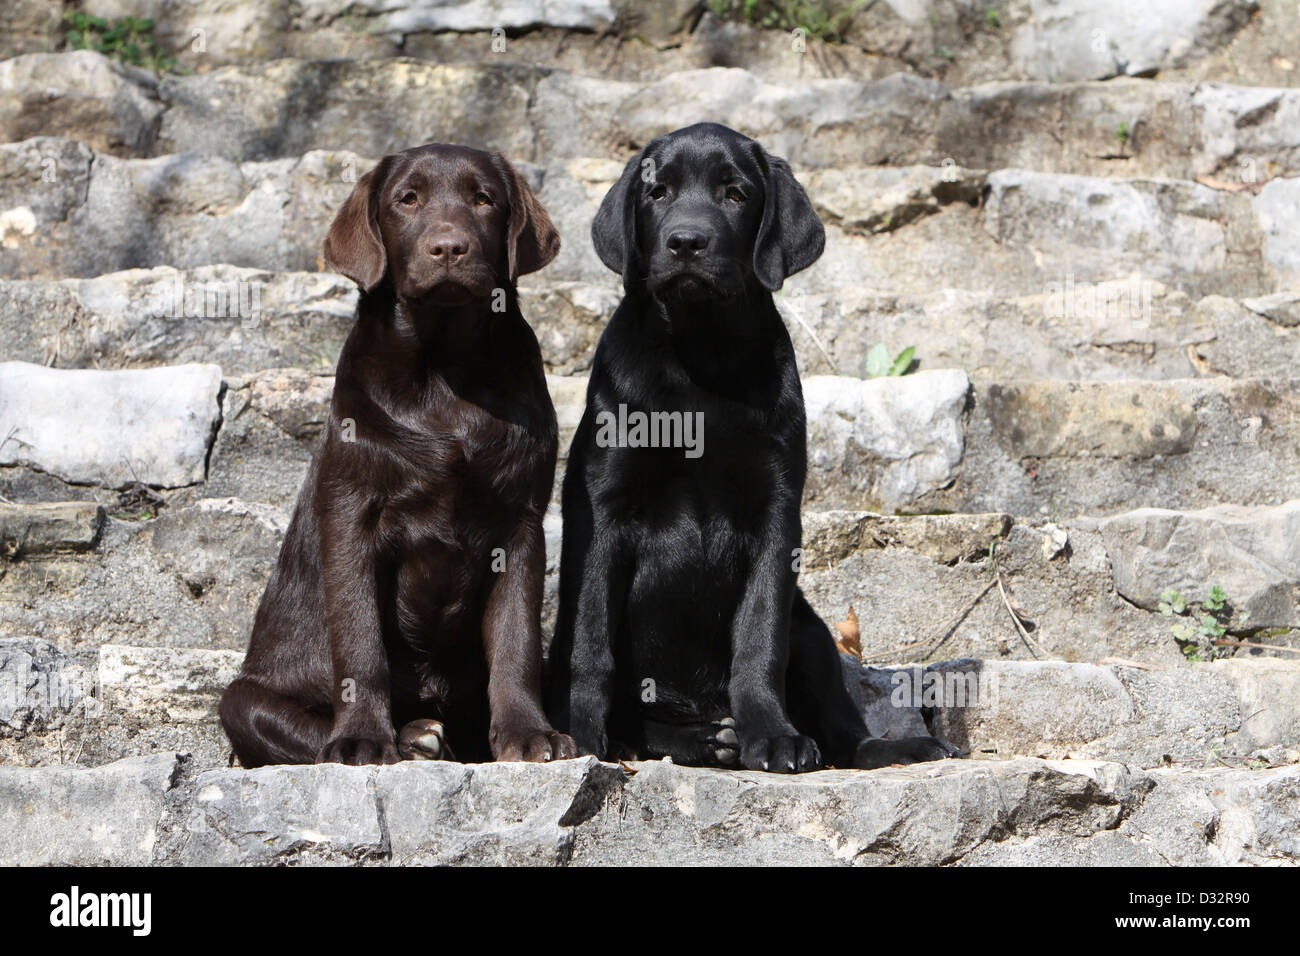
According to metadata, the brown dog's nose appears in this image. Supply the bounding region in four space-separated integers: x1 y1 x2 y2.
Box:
666 229 710 260
428 231 470 262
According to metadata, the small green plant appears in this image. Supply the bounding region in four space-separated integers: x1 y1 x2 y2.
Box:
985 8 1001 28
1116 121 1131 148
1157 589 1186 615
63 12 177 73
709 0 868 43
1204 584 1227 611
865 343 916 378
1161 585 1249 662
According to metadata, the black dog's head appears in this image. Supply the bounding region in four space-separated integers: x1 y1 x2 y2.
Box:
592 123 824 302
324 144 560 306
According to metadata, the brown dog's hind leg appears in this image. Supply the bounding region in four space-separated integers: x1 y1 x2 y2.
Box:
219 676 332 768
398 718 452 761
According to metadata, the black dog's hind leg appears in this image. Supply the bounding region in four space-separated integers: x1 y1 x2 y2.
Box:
636 716 740 767
785 590 962 769
785 591 872 766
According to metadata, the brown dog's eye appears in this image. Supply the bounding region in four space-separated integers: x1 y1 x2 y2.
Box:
398 191 418 207
474 190 493 206
649 183 668 201
726 187 746 204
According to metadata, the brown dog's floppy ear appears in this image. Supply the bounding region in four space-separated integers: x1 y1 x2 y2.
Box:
495 155 561 282
323 161 388 292
751 148 825 292
591 151 644 278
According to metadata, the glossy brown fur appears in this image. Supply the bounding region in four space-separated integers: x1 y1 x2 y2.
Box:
220 144 575 766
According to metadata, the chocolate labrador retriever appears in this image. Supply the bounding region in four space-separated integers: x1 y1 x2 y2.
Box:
547 124 960 772
220 144 576 767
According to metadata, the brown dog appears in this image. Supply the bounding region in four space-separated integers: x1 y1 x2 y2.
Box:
219 144 576 767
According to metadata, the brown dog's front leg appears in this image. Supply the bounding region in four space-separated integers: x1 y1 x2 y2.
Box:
482 514 577 762
315 488 399 765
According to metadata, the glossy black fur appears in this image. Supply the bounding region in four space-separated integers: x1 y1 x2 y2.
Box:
547 124 961 772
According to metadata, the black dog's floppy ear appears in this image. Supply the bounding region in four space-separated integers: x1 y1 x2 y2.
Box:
496 154 561 282
323 160 389 292
752 148 825 292
591 151 644 277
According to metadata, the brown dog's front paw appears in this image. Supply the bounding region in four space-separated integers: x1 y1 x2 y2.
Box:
398 718 450 761
316 734 400 766
493 727 578 763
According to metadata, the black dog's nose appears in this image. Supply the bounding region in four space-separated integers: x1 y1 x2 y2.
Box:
429 231 470 262
666 229 710 260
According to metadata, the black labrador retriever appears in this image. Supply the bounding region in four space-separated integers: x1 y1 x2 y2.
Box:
547 123 959 772
220 144 576 767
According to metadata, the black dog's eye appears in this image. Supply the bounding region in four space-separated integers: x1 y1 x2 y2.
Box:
648 183 668 201
398 191 418 207
474 190 494 206
725 186 746 204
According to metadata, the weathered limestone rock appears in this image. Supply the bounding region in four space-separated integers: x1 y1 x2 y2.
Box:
0 361 223 488
0 501 103 557
0 50 161 155
1099 502 1300 627
803 370 970 512
0 752 180 865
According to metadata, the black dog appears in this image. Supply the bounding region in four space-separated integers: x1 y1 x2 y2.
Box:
220 144 576 767
547 124 959 772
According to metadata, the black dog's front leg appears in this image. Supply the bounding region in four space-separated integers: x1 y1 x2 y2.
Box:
561 523 627 760
728 497 822 773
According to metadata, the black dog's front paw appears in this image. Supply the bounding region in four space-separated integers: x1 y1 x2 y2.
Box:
853 735 964 769
567 723 608 761
316 733 400 766
710 717 740 767
741 733 822 773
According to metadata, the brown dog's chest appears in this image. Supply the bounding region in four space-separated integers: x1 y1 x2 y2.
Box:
377 414 546 537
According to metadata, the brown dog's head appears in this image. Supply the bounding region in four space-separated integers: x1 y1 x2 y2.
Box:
323 144 560 305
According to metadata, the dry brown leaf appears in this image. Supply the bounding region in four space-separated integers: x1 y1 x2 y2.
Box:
1194 175 1267 195
834 606 862 661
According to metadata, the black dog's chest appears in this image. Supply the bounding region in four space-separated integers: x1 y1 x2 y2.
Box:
605 410 776 522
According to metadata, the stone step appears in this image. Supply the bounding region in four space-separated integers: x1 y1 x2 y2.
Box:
197 369 1300 516
2 489 1297 668
3 363 1298 515
3 632 1297 771
3 49 1300 181
3 138 1298 302
4 0 1284 87
0 749 1295 864
4 266 1298 383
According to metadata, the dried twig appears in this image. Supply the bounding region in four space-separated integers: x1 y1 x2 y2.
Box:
1212 638 1300 655
1099 656 1166 671
783 301 839 374
862 580 995 664
991 541 1046 658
